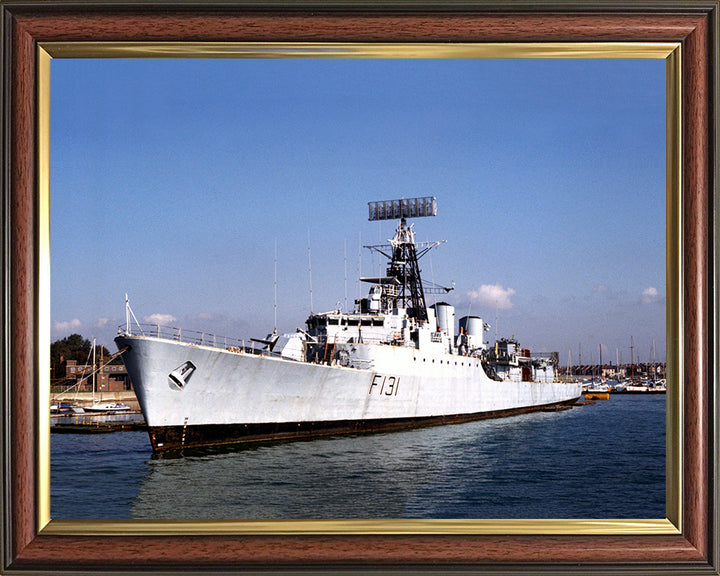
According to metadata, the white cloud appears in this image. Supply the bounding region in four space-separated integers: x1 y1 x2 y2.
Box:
95 318 109 327
53 318 82 333
641 286 660 304
143 313 177 326
465 284 516 310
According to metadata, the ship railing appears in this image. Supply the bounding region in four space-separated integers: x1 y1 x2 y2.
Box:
315 335 389 346
116 323 284 358
531 351 559 365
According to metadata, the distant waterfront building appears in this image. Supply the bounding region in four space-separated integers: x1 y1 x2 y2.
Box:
565 363 662 380
64 359 132 392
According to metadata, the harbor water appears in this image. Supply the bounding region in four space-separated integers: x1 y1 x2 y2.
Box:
51 394 665 519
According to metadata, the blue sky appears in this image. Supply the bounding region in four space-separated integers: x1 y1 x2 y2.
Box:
51 57 666 364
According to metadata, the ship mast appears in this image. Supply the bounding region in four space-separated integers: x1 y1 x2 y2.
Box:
365 197 449 324
389 218 428 321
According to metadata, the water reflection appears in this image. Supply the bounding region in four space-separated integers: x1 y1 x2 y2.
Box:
130 396 665 519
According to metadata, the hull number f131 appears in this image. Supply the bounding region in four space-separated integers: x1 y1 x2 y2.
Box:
369 374 400 396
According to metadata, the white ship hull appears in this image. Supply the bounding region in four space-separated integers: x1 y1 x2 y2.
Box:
116 198 583 454
116 334 582 453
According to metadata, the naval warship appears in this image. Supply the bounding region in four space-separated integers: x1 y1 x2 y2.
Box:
116 197 582 454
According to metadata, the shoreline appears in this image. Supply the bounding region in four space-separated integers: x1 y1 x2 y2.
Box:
50 390 140 411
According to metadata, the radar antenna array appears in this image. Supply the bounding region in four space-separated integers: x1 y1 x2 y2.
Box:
364 197 440 324
368 197 436 222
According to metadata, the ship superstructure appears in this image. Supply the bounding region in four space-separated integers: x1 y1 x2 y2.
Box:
116 197 582 454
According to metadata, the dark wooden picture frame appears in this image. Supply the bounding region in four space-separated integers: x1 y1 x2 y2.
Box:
2 1 717 573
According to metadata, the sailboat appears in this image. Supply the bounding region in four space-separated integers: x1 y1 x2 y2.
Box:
83 338 131 413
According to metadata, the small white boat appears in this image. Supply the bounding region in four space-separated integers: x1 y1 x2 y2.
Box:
50 402 86 415
83 402 131 413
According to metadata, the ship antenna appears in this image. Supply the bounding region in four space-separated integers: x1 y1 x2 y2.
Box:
429 251 437 307
124 293 144 336
307 229 314 314
494 301 498 342
357 231 362 304
274 238 278 331
377 220 382 279
344 238 348 314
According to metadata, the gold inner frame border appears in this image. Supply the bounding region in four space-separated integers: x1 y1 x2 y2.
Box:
36 41 682 537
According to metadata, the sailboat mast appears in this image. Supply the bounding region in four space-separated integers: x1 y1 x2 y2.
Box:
652 338 656 384
578 343 582 371
567 349 572 379
92 338 96 404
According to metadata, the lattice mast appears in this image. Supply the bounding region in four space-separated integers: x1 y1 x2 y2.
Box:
366 197 442 324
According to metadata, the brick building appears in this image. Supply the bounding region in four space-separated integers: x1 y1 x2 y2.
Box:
64 360 131 392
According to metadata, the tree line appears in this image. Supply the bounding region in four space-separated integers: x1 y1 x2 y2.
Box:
51 333 123 382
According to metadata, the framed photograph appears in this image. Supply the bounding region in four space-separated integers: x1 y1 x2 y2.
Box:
2 1 717 574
